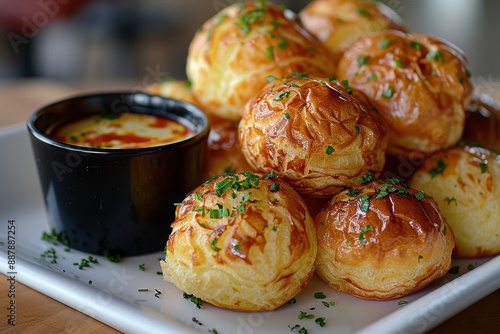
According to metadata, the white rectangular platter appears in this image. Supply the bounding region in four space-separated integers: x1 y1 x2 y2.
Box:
1 124 499 334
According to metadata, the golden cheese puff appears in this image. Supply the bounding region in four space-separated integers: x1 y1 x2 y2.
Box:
161 171 317 311
146 80 201 107
315 179 454 300
462 93 500 153
145 79 253 180
201 114 254 180
410 146 500 258
337 30 473 157
238 75 388 199
186 1 336 121
300 0 405 66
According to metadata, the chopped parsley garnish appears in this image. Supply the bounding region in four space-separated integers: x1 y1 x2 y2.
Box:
138 288 149 292
288 324 308 334
265 45 274 59
273 90 291 101
288 298 297 304
398 300 408 305
192 317 203 325
426 50 444 62
284 113 291 119
382 86 394 98
183 292 203 308
480 161 487 173
298 311 315 320
42 229 69 245
208 204 230 219
444 197 458 206
467 264 476 271
73 256 99 270
357 8 369 16
368 73 378 81
314 292 326 299
270 183 280 192
40 248 58 264
139 263 146 271
325 145 335 155
341 80 353 94
358 55 370 67
359 195 370 212
359 225 373 246
293 71 309 78
278 37 289 49
359 172 374 184
410 40 423 50
103 250 122 263
315 317 326 327
210 237 222 252
395 59 405 68
235 6 267 35
266 75 279 83
322 301 335 307
429 158 447 178
414 190 426 201
380 37 393 49
347 188 361 197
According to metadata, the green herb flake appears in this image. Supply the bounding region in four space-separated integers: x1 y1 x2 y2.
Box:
444 197 458 206
395 59 405 68
325 145 335 155
448 265 460 274
266 75 279 83
347 188 361 197
265 45 274 60
138 288 149 292
270 183 280 192
210 237 222 252
410 40 423 50
277 37 289 49
341 80 353 94
139 263 146 271
357 8 369 16
382 86 394 98
358 55 370 67
284 113 291 119
192 317 203 326
293 71 309 78
183 292 203 308
380 37 393 49
418 255 423 262
40 248 58 264
368 73 378 81
355 125 360 135
273 90 291 101
104 250 122 263
359 172 374 184
414 190 426 201
426 49 444 62
315 317 326 327
359 224 373 246
398 300 408 305
359 195 370 213
480 161 487 173
314 292 327 299
466 69 472 78
429 158 447 178
288 298 297 304
298 311 315 320
467 264 476 271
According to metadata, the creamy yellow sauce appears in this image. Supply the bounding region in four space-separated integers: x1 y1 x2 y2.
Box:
50 112 194 149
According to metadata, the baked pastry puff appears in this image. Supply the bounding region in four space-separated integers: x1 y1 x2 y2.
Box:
161 171 317 311
238 74 388 199
410 145 500 258
300 0 405 66
186 1 336 121
337 30 473 157
315 178 454 300
145 80 253 180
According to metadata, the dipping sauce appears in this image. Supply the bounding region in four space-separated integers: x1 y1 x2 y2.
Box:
50 112 195 149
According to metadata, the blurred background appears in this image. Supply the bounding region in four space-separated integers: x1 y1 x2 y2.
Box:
0 0 499 85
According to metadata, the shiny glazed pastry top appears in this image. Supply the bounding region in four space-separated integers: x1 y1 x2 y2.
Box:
315 178 455 300
161 171 317 311
410 145 500 258
300 0 405 65
238 74 388 199
337 30 473 157
186 0 336 121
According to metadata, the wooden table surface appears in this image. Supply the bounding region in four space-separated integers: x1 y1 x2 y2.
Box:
0 79 499 334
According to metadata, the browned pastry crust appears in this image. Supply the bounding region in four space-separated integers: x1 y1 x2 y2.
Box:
161 171 317 311
145 80 253 180
238 75 388 199
315 179 454 300
300 0 405 66
410 145 500 258
337 30 473 157
186 1 336 121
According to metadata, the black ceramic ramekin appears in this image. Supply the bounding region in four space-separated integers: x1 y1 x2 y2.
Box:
27 92 210 256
